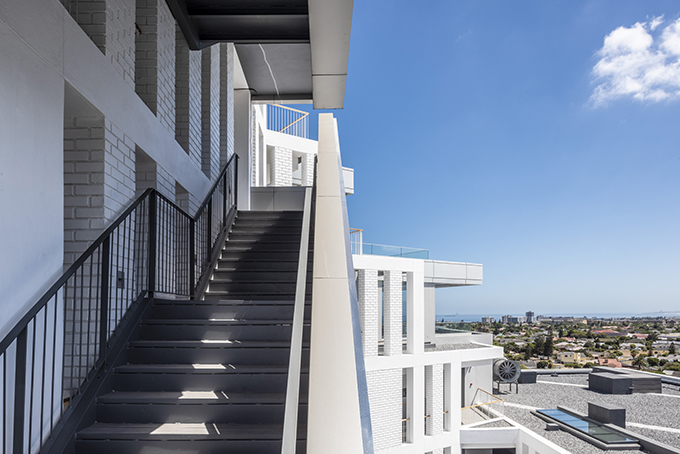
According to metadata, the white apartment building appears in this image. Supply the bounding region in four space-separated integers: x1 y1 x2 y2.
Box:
1 1 580 453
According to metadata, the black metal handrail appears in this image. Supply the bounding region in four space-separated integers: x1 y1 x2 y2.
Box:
0 154 238 454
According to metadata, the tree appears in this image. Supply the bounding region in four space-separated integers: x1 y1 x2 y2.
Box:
537 360 549 369
534 337 545 355
647 357 660 368
631 350 638 358
524 344 533 361
670 342 676 354
632 355 647 370
543 335 554 357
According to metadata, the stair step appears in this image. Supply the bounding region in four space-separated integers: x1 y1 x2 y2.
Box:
237 211 302 218
203 292 297 300
216 260 299 271
113 364 308 392
206 281 298 294
95 399 300 425
139 320 294 341
210 270 300 281
220 250 300 261
127 342 309 365
223 242 301 252
148 301 301 320
228 232 302 240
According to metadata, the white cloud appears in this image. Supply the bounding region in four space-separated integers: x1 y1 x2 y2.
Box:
590 16 680 106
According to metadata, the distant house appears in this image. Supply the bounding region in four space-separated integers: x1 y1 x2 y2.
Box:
592 329 621 337
557 351 582 364
597 358 622 368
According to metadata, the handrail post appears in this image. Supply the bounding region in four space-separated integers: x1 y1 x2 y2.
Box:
234 154 239 210
222 171 227 227
148 191 157 297
99 237 110 361
13 327 27 454
189 219 195 299
206 200 213 263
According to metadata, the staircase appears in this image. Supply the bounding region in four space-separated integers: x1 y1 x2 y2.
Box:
75 210 312 454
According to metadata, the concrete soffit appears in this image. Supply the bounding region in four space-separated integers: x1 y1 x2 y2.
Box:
167 0 352 108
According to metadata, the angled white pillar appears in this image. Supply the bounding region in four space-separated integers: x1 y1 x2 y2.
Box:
307 113 370 453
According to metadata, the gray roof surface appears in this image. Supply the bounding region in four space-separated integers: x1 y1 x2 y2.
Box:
497 373 680 453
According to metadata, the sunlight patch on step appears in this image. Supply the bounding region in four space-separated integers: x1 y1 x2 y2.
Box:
191 364 226 370
150 423 209 435
178 391 219 400
209 318 237 322
200 339 237 344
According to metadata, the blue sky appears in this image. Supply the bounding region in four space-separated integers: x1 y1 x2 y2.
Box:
308 1 680 316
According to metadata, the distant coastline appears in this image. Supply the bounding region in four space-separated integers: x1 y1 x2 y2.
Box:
436 312 680 323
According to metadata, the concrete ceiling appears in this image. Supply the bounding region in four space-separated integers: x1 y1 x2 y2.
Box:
167 0 352 108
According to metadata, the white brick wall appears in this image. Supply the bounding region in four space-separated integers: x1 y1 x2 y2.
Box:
135 0 176 133
425 364 444 436
135 158 174 200
367 369 403 451
73 0 135 88
64 115 106 265
201 45 221 180
358 269 379 357
301 152 314 186
384 270 403 356
219 43 235 168
175 26 202 168
103 119 136 222
268 146 293 186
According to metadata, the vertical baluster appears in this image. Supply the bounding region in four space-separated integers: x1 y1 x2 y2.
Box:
78 267 85 388
40 306 48 446
51 293 58 430
3 353 6 454
99 238 110 364
13 327 27 454
148 192 157 296
28 321 36 454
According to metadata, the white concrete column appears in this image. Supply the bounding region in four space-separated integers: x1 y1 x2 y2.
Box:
384 270 402 356
357 269 379 357
426 363 444 436
301 152 314 186
447 358 462 451
406 365 425 448
407 270 425 355
234 88 251 209
268 146 293 186
425 284 436 343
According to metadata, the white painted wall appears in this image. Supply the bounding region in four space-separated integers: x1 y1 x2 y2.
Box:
0 12 65 339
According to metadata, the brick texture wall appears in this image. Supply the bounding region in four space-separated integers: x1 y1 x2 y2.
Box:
175 25 202 168
219 43 235 168
358 269 379 357
301 152 314 186
103 119 136 222
367 369 403 451
425 364 444 436
384 270 403 356
64 116 107 265
73 0 135 88
268 147 292 186
201 46 221 180
135 0 176 133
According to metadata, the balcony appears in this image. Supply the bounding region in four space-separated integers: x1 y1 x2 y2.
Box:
349 228 429 259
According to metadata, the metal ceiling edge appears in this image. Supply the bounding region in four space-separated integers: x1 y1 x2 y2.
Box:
165 0 203 50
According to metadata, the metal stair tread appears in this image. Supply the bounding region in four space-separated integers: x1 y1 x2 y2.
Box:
141 319 294 326
128 340 300 348
115 364 306 374
97 391 291 404
77 422 289 440
152 299 296 305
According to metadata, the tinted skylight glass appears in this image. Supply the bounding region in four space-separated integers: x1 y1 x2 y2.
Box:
537 409 637 445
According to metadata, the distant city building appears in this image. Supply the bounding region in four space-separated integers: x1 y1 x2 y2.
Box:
507 316 526 324
481 316 495 324
525 311 535 323
501 315 510 324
